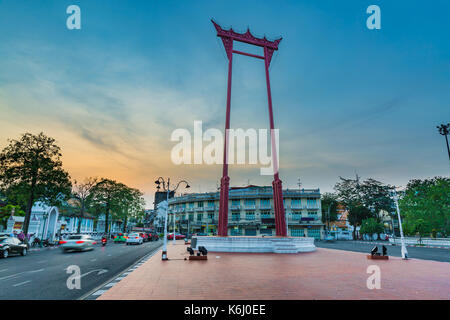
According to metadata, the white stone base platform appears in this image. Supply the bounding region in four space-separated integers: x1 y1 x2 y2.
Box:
192 236 316 254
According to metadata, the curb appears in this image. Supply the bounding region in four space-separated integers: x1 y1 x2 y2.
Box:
79 242 162 300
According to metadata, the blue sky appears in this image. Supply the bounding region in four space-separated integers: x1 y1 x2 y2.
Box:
0 0 449 206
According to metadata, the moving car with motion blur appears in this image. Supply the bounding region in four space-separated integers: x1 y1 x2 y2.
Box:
113 233 128 243
146 232 159 241
60 234 96 252
167 233 186 240
126 233 143 245
139 232 149 242
0 236 28 258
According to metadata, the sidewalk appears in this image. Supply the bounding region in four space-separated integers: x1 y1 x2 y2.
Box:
97 240 450 300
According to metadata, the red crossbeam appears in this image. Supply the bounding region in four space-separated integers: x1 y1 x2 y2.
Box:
232 50 265 60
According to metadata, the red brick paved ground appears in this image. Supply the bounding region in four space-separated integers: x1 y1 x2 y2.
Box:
98 241 450 300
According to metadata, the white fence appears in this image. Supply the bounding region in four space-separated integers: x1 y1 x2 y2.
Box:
389 237 450 247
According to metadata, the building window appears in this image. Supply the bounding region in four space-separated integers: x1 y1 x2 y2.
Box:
198 201 204 208
308 211 318 219
231 227 241 236
207 201 214 207
307 198 317 207
189 214 194 221
291 199 301 207
292 213 301 220
260 212 271 219
260 199 270 206
244 199 255 206
197 213 203 221
308 228 321 239
232 199 240 206
246 212 255 220
189 202 194 208
208 213 214 220
291 228 305 237
232 213 240 221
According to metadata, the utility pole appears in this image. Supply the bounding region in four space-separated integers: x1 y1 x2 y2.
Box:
437 123 450 161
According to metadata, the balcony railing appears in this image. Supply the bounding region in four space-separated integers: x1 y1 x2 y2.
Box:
259 204 272 210
205 206 216 211
195 207 204 212
187 207 194 212
230 205 241 210
244 205 256 210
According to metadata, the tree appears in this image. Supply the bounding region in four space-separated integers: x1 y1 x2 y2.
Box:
321 192 338 228
360 218 384 239
0 133 72 234
359 178 394 221
399 177 449 237
0 204 25 229
347 205 372 239
71 177 98 233
89 178 145 234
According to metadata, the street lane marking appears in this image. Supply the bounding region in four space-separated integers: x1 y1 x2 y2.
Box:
104 282 117 287
92 289 108 296
37 260 47 263
0 269 8 273
0 268 44 281
13 280 31 287
90 259 97 262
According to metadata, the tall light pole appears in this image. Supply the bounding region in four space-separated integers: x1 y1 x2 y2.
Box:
437 123 450 161
392 188 408 260
155 177 190 260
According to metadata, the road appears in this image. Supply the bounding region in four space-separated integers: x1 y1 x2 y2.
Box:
0 240 162 300
315 240 450 263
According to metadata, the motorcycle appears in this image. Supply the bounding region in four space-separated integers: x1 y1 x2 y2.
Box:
42 238 57 247
101 237 107 246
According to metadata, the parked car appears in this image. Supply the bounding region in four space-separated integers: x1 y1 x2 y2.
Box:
0 236 28 258
139 233 149 242
167 233 186 240
126 233 143 245
113 233 128 243
60 234 96 252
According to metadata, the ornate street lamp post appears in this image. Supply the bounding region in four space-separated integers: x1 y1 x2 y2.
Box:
436 123 450 161
154 177 190 260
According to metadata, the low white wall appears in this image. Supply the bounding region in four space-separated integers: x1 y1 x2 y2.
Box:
192 236 316 254
389 237 450 247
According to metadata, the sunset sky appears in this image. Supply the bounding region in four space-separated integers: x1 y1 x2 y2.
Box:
0 0 449 207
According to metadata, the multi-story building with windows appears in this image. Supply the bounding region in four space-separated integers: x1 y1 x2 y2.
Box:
167 185 324 240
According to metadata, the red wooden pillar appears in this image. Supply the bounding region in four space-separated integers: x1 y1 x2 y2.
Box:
218 37 233 236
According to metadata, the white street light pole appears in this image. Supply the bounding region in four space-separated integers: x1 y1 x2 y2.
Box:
156 177 190 260
393 189 408 260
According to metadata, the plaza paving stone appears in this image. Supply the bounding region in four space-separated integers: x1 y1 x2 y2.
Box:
97 240 450 300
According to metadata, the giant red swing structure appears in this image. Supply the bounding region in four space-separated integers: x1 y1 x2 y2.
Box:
212 20 287 237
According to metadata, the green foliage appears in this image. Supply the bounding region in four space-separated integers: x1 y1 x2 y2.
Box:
399 177 449 237
334 176 395 239
89 178 145 233
360 218 384 235
0 204 25 228
321 192 338 223
0 132 72 234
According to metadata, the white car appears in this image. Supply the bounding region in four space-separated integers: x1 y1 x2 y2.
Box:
126 233 143 245
60 235 96 252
